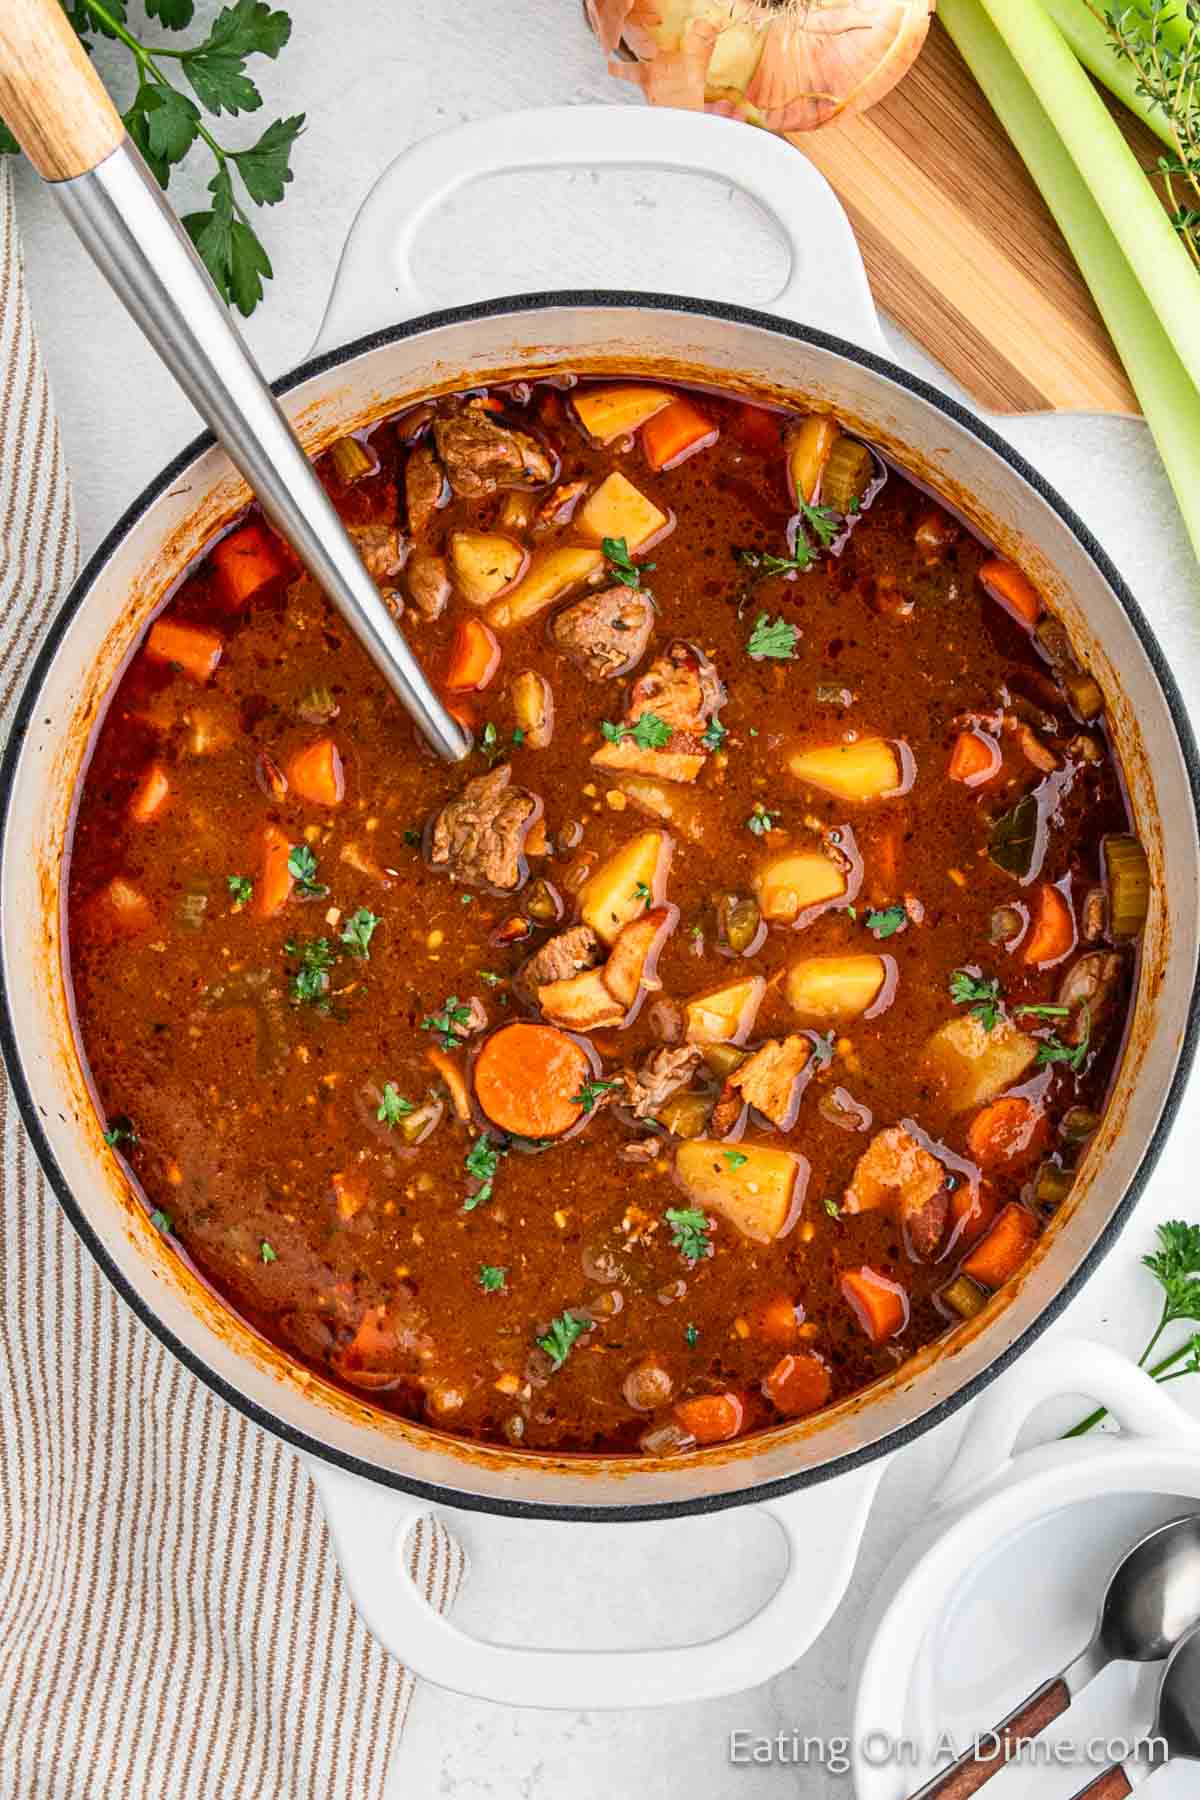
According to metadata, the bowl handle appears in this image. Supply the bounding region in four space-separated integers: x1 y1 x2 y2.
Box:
310 104 885 357
304 1451 884 1708
936 1336 1200 1508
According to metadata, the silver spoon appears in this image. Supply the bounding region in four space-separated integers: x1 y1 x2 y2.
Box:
1065 1617 1200 1797
907 1513 1200 1799
0 0 469 764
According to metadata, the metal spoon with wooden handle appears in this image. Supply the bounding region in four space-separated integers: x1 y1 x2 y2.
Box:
0 0 469 764
1065 1617 1200 1797
906 1514 1200 1800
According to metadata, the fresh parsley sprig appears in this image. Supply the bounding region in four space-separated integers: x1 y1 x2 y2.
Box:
536 1310 588 1370
463 1134 506 1211
1065 1220 1200 1435
600 711 673 750
421 995 475 1051
665 1206 713 1267
746 613 799 660
949 969 1004 1032
602 536 654 591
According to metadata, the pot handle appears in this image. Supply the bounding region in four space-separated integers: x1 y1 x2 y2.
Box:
305 1452 884 1709
311 104 885 357
937 1336 1200 1508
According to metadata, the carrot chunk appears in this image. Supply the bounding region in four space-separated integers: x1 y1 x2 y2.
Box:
128 761 170 824
642 397 718 472
444 618 502 692
288 737 345 806
962 1202 1041 1290
978 558 1041 627
427 1046 472 1121
762 1351 833 1418
210 520 292 610
948 728 1001 787
842 1266 910 1344
145 617 223 683
950 1180 997 1247
966 1096 1048 1173
1023 882 1075 966
749 1293 802 1346
255 823 294 919
473 1021 591 1139
673 1392 745 1445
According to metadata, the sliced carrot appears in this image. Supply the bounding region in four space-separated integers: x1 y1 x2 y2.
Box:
444 618 502 692
332 1171 369 1221
1023 882 1075 966
288 737 345 806
427 1045 472 1122
949 1180 997 1247
642 397 718 472
128 761 170 824
145 617 223 683
673 1391 745 1445
978 557 1041 627
842 1266 910 1344
962 1202 1040 1290
966 1096 1048 1173
210 520 292 610
255 823 294 919
445 695 480 733
762 1351 833 1418
948 728 1001 787
749 1293 802 1346
96 875 153 935
473 1021 591 1139
732 403 783 456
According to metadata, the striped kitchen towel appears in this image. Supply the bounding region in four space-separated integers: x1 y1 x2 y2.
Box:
0 160 465 1800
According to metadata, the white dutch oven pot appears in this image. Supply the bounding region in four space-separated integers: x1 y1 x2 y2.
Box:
2 107 1199 1711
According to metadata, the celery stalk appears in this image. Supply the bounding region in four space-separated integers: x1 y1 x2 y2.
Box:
969 0 1200 397
940 0 1200 562
1039 0 1175 149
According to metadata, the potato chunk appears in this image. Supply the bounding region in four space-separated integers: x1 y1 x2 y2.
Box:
684 975 765 1045
785 954 887 1021
574 386 674 444
578 830 671 946
511 670 554 748
612 775 706 843
577 473 668 553
675 1139 807 1243
537 968 626 1031
602 905 676 1009
922 1014 1039 1113
487 547 603 629
448 531 528 606
754 850 847 924
789 739 902 803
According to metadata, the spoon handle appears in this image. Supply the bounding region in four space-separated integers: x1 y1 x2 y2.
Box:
906 1676 1071 1799
1068 1769 1132 1800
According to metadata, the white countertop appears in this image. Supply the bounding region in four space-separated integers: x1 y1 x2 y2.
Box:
11 4 1200 1795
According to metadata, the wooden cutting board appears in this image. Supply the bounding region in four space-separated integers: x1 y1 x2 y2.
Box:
793 18 1153 414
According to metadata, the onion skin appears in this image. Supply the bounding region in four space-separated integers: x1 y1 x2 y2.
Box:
586 0 934 133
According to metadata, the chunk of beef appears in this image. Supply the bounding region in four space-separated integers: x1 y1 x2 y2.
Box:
550 587 655 680
592 640 725 782
844 1125 949 1261
405 443 446 535
433 400 555 500
1056 950 1125 1047
516 925 602 1002
349 523 403 584
621 1045 702 1119
713 1036 811 1135
406 548 451 619
428 764 539 891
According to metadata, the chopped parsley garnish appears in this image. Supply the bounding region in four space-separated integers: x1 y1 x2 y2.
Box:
702 717 728 752
150 1209 172 1235
377 1082 415 1128
103 1115 139 1150
823 1195 842 1219
511 726 526 747
537 1311 588 1370
421 995 474 1050
602 535 654 590
633 880 652 905
340 907 381 958
287 843 325 896
1016 1002 1072 1019
685 1323 699 1347
723 1150 748 1170
463 1134 506 1211
480 720 504 764
1035 1004 1091 1072
260 1240 278 1264
746 612 799 660
478 969 504 987
571 1078 620 1115
403 827 422 847
864 904 906 940
478 1264 507 1293
665 1206 713 1267
797 497 839 548
737 547 812 577
284 936 336 1009
226 874 253 910
746 802 779 837
949 969 1003 1032
600 711 673 750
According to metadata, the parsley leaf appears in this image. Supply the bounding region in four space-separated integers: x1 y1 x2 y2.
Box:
479 1264 507 1293
746 802 778 837
602 536 655 590
747 613 799 660
478 970 504 987
702 718 728 752
723 1150 748 1169
463 1134 506 1211
125 82 201 182
600 711 673 750
226 873 253 910
340 907 381 959
230 112 305 204
284 936 336 1009
150 1209 173 1235
537 1311 588 1370
797 497 839 548
287 843 324 896
1016 1002 1072 1019
421 995 474 1051
1035 1009 1091 1072
737 546 813 577
103 1115 139 1150
823 1196 842 1219
685 1323 699 1347
377 1083 415 1128
260 1239 278 1264
864 905 906 940
665 1206 713 1267
147 0 196 24
949 969 1003 1032
571 1078 620 1115
633 881 652 905
183 164 274 317
179 0 293 116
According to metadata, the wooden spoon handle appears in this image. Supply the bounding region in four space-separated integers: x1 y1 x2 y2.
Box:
0 0 125 181
909 1676 1071 1799
1070 1769 1132 1800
